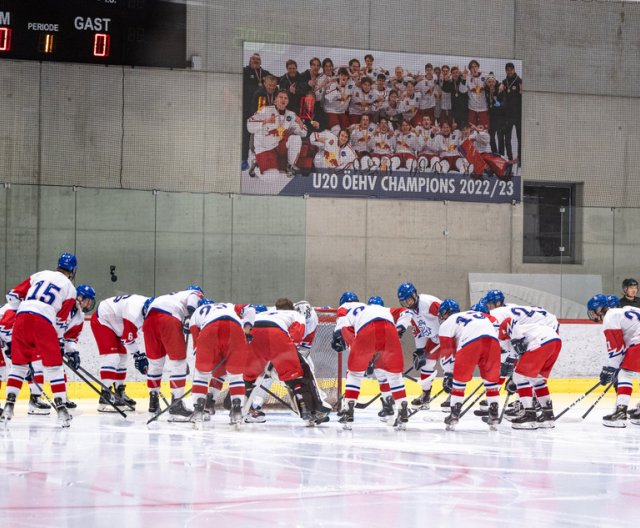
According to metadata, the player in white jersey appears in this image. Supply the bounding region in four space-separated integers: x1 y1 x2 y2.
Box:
414 116 440 171
322 68 352 132
587 295 640 427
2 253 78 427
245 298 328 425
398 80 421 125
348 76 376 125
189 300 254 426
143 286 204 421
367 117 396 170
396 282 442 409
247 89 307 177
333 293 411 428
467 60 489 127
437 299 501 429
392 120 419 171
429 122 465 173
415 64 438 123
310 129 357 170
91 294 151 412
378 90 403 129
349 114 376 165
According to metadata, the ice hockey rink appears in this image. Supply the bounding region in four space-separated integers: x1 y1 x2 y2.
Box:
1 391 638 528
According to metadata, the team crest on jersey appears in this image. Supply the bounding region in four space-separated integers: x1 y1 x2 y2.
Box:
340 150 346 157
286 116 292 121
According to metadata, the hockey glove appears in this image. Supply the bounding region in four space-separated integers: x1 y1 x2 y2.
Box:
397 326 406 339
133 352 149 375
500 355 516 379
182 318 191 335
64 351 81 370
442 372 453 394
331 330 345 352
599 366 618 386
2 341 11 359
511 338 527 357
365 359 375 377
25 363 35 382
245 332 254 344
505 377 517 395
412 348 426 371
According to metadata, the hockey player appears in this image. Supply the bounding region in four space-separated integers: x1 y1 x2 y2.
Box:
587 294 640 427
378 90 403 130
467 60 489 128
332 293 411 429
396 282 442 410
414 117 440 171
437 299 501 429
500 304 562 429
415 63 437 123
91 294 153 412
392 120 419 171
310 128 357 170
247 89 307 177
189 299 253 426
348 76 376 125
398 80 421 126
322 68 352 132
349 114 376 166
1 253 78 427
143 286 204 421
245 298 327 425
429 122 465 173
367 117 396 171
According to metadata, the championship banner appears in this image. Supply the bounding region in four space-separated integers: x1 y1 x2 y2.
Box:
241 42 522 203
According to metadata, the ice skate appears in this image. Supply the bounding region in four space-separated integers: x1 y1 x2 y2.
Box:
394 400 409 431
168 397 192 422
339 400 355 430
629 405 640 426
244 406 267 423
378 396 395 422
190 398 206 430
2 393 16 425
537 402 555 429
98 388 118 413
603 405 627 428
474 399 489 417
54 398 72 428
485 402 499 430
65 400 77 410
511 408 538 430
204 392 215 421
148 392 160 415
444 402 462 431
229 398 243 426
504 400 524 422
28 394 52 415
411 389 431 410
440 394 451 412
114 384 136 407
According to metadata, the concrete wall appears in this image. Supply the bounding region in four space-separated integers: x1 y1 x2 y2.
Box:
1 0 639 306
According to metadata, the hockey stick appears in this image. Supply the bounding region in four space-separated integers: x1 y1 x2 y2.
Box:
146 356 225 425
498 390 513 424
461 381 484 407
26 367 56 409
429 387 446 404
581 381 615 420
555 380 601 420
63 359 128 419
73 364 136 411
459 390 486 419
355 366 415 409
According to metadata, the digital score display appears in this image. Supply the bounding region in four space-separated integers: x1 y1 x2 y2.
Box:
0 0 187 68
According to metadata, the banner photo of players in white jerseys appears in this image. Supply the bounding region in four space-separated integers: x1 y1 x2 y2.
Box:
241 43 522 204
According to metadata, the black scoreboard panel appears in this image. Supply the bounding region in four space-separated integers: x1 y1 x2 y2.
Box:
0 0 187 68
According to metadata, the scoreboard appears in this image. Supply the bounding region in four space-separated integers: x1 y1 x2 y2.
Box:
0 0 187 68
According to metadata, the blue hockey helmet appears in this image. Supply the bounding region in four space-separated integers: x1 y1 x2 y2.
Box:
483 289 505 307
438 298 460 321
58 252 78 276
339 292 359 305
76 284 96 313
470 302 489 314
253 304 268 313
198 298 214 307
142 297 155 318
607 295 620 309
187 285 204 295
397 282 418 308
587 294 609 322
368 296 384 306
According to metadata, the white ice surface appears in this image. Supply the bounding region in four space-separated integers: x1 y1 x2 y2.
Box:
1 393 639 528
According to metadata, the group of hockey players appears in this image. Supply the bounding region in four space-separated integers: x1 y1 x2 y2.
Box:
243 52 521 179
1 252 637 431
